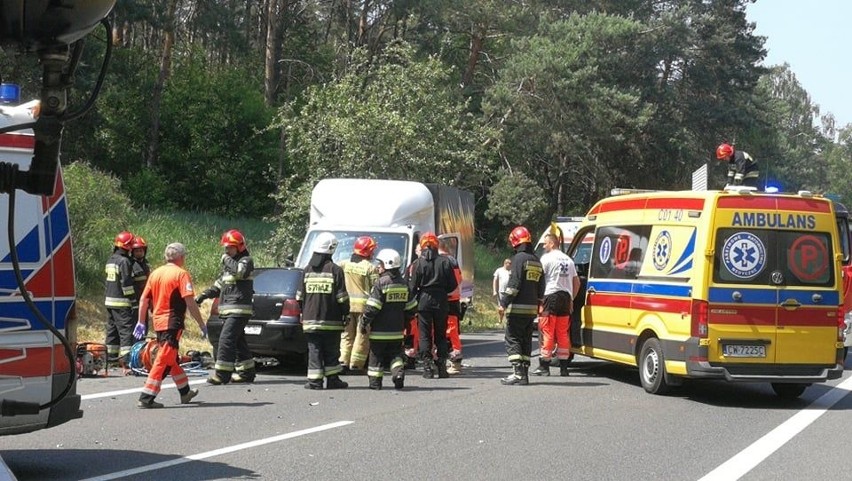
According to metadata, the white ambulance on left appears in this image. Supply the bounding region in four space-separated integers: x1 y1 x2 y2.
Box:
0 84 81 435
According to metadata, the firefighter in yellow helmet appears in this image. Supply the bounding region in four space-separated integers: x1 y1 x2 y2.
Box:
104 231 137 368
196 229 256 384
338 236 379 373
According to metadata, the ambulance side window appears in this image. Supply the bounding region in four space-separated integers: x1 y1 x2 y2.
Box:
590 226 651 280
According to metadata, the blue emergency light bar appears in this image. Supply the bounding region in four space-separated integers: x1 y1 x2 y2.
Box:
0 83 20 104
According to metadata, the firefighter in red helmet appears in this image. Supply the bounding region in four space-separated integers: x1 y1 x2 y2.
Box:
500 226 545 385
338 236 379 373
716 143 759 187
104 231 137 368
408 232 458 378
195 229 256 384
130 236 151 337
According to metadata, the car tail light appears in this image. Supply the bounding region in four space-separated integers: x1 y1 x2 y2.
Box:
691 300 708 338
281 299 301 318
210 298 220 316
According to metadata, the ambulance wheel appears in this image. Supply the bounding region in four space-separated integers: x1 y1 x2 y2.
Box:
639 338 670 395
771 383 807 400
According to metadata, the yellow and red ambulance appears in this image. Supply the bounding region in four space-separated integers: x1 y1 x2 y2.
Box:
567 188 845 398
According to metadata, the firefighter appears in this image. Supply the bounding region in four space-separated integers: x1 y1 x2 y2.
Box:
338 236 379 373
360 249 417 390
500 226 545 386
409 232 458 379
438 241 464 375
134 242 206 408
196 230 256 385
533 231 579 377
297 232 350 390
104 231 137 368
130 236 151 337
716 143 759 187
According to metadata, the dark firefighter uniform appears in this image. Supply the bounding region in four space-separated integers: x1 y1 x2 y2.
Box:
727 151 759 187
409 234 458 379
130 241 151 334
297 233 350 390
197 248 255 384
500 226 545 386
105 235 136 365
361 257 417 390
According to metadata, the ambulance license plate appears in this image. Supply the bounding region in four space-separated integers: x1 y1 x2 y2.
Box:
722 344 765 358
244 325 262 335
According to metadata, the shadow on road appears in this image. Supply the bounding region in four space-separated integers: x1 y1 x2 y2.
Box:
4 449 259 481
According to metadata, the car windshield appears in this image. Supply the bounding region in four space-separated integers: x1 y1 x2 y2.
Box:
296 231 410 267
253 269 302 295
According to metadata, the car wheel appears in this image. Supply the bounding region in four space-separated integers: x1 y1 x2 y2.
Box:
639 338 670 395
771 383 807 399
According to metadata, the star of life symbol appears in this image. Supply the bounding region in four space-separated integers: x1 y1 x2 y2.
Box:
653 231 672 271
722 232 766 279
599 237 612 264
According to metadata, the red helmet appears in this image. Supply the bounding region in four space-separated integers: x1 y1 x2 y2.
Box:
419 232 439 250
131 236 147 250
716 143 734 160
353 236 377 258
114 231 134 250
221 229 247 252
508 226 532 248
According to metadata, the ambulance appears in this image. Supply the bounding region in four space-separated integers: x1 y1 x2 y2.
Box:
0 87 81 434
566 187 845 398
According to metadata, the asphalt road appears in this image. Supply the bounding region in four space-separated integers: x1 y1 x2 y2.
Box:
2 332 851 481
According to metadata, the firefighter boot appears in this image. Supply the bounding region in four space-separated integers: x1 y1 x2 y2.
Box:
231 371 256 383
436 358 450 378
521 362 530 385
326 375 349 389
500 362 525 385
559 359 571 377
304 379 324 390
180 388 199 404
532 359 551 376
422 359 434 379
447 360 462 375
392 371 405 390
369 377 382 390
207 371 230 385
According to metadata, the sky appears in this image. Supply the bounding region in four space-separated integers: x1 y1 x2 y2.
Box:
746 0 852 127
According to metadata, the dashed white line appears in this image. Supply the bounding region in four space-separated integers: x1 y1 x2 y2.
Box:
699 376 852 481
77 420 354 481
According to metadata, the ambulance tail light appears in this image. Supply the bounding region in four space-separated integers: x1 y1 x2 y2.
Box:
691 300 708 338
837 307 847 342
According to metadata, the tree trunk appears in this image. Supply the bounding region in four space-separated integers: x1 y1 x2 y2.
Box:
264 0 282 106
146 0 178 168
462 26 485 88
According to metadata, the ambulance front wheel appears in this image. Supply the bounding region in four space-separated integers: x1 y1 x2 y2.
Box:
639 338 670 395
771 383 808 400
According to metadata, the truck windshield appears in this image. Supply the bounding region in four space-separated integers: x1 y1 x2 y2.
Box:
297 231 410 268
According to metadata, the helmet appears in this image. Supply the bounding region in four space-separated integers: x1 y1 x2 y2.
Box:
221 229 247 252
131 236 147 250
353 236 378 258
508 226 532 247
312 232 338 254
419 232 439 250
375 248 402 270
114 231 134 250
716 143 734 160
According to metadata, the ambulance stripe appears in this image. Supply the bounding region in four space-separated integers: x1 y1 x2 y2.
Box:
709 287 839 306
708 305 775 325
0 299 73 331
777 308 839 327
590 293 691 313
0 133 35 149
0 344 70 376
716 196 831 213
589 280 691 298
589 197 705 215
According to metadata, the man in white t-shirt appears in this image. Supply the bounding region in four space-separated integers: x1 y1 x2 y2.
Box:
533 234 579 377
492 258 512 324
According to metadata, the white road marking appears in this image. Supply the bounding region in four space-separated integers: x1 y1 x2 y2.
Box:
77 420 354 481
699 376 852 481
81 379 208 400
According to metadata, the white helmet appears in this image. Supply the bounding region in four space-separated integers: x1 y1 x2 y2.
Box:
312 232 338 254
375 248 401 270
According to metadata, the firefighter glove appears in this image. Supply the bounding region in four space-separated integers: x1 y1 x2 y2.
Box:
194 295 205 305
200 324 208 340
133 322 146 340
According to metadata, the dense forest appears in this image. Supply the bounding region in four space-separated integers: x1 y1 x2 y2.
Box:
4 0 850 255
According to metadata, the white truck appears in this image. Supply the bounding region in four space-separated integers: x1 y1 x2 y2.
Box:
295 178 475 306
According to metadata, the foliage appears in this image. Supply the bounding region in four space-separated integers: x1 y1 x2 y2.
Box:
63 163 135 292
266 41 496 256
485 171 549 230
